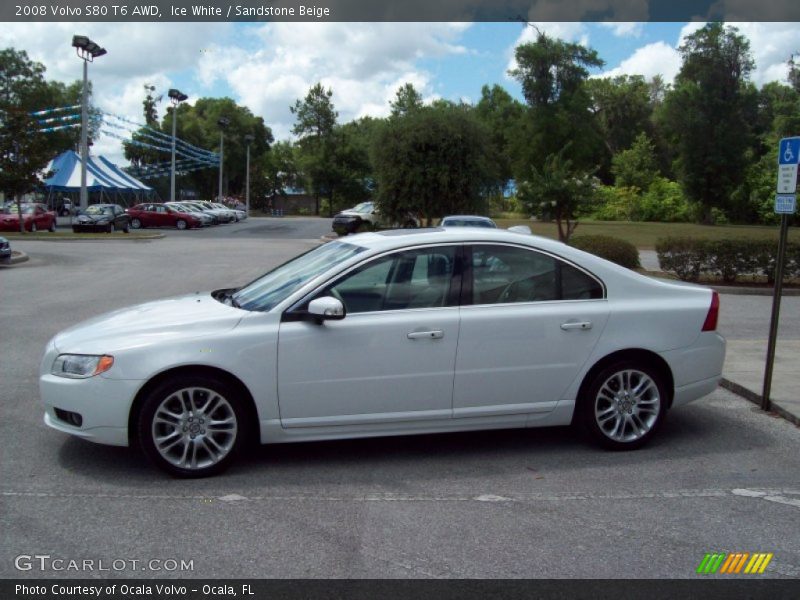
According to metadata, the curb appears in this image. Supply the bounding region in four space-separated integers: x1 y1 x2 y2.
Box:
710 285 800 297
720 378 800 427
0 250 29 266
3 233 165 242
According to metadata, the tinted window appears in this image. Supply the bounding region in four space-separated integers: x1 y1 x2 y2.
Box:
470 245 602 304
323 246 457 313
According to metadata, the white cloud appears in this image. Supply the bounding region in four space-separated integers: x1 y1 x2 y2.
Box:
199 22 472 139
599 22 644 38
597 21 798 87
597 41 682 82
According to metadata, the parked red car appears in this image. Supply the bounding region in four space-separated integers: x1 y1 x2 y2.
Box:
0 203 57 232
126 203 201 230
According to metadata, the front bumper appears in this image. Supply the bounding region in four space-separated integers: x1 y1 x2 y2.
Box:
40 371 143 447
72 223 108 232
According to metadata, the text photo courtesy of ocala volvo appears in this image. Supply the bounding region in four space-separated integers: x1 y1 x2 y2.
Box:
40 228 725 477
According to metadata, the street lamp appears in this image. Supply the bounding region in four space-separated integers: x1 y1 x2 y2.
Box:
72 35 106 212
244 134 255 215
217 117 230 202
168 88 188 203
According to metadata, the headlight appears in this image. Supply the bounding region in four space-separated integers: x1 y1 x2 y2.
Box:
51 354 114 379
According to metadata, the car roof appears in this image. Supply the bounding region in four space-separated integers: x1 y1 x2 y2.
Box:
442 215 494 221
343 227 560 254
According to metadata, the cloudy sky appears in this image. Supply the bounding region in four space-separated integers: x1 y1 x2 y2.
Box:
0 21 797 163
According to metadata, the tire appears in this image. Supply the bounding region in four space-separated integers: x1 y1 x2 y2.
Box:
49 220 56 232
580 361 667 451
176 219 187 230
137 375 247 478
131 218 142 229
123 222 130 233
355 220 372 233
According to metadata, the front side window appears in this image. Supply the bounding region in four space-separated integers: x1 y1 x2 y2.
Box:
470 245 603 305
233 241 366 312
320 246 457 313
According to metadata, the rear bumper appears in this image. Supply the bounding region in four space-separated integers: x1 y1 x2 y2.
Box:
660 332 726 407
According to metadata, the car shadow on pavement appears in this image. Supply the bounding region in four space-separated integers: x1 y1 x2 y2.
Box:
53 400 777 485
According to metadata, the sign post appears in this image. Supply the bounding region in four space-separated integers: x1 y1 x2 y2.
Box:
762 137 799 410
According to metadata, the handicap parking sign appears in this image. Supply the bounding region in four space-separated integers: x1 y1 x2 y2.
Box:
775 195 796 214
778 137 800 193
779 138 800 165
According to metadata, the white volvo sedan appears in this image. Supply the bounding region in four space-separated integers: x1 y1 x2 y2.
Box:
40 228 725 477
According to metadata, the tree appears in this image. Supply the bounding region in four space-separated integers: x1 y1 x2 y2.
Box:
0 49 62 230
611 132 659 192
291 83 338 214
474 84 524 191
508 32 605 181
517 144 597 242
660 23 758 224
586 75 653 173
390 83 423 117
123 96 273 201
371 103 495 225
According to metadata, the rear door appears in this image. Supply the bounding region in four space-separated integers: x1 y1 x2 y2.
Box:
453 243 609 417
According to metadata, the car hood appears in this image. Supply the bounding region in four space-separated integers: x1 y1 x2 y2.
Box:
76 214 111 223
52 292 245 354
335 210 367 218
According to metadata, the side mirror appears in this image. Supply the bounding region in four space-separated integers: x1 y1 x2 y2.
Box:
307 296 345 321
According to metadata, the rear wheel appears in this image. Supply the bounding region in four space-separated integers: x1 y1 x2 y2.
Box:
137 375 246 477
131 218 142 229
176 219 187 230
581 361 667 450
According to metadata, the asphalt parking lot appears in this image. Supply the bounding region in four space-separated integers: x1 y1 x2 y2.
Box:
1 219 799 579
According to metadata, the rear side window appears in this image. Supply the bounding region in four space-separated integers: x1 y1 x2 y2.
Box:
469 245 603 305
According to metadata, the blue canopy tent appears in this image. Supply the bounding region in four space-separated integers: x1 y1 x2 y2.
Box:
42 150 155 209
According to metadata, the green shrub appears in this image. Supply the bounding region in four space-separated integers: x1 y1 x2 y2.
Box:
638 178 692 222
655 237 707 282
570 235 641 269
656 237 798 283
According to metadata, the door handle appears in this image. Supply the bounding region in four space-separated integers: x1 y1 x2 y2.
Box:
560 321 592 331
407 330 444 340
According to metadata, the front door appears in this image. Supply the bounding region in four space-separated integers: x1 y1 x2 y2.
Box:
278 245 462 428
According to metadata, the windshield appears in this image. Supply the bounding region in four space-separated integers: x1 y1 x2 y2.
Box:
85 205 112 216
351 202 374 214
4 205 34 215
232 241 366 312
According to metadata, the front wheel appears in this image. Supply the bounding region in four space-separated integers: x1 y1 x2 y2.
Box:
137 375 246 477
580 362 667 450
176 219 187 230
131 218 142 229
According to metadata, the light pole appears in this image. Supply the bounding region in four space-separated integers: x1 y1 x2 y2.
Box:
244 134 254 215
217 117 230 202
168 89 188 203
72 35 106 212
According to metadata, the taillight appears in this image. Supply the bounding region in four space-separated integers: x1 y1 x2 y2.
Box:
702 290 719 331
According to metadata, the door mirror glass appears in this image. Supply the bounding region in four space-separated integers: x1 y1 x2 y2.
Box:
308 296 346 321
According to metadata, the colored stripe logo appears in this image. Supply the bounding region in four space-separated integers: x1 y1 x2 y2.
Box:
696 552 773 574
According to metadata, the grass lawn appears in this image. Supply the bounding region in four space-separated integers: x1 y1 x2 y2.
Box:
493 218 798 250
